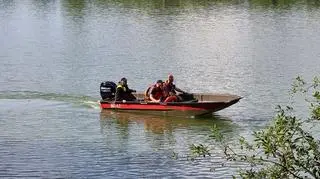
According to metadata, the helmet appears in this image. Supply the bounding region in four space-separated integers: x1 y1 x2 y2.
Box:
121 77 127 83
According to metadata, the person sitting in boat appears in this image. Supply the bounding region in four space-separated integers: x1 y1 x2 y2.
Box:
163 74 186 102
146 80 165 102
165 74 186 94
115 77 137 101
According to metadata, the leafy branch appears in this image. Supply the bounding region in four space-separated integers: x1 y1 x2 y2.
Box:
210 76 320 178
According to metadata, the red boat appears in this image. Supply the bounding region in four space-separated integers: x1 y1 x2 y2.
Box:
99 93 241 116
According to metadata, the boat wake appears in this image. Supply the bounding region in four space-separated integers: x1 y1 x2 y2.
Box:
0 90 100 109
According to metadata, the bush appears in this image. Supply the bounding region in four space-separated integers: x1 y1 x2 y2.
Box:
194 76 320 178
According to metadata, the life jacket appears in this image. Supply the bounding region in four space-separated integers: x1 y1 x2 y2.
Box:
144 85 152 100
144 84 163 101
163 81 176 96
117 84 127 92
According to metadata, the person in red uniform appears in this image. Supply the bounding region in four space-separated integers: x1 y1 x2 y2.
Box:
163 74 186 102
147 80 165 102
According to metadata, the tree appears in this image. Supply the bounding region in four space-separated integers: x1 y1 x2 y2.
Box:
192 76 320 178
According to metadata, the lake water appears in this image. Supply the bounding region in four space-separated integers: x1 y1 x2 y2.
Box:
1 0 319 178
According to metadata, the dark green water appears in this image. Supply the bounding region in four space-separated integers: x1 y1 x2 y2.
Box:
1 0 319 178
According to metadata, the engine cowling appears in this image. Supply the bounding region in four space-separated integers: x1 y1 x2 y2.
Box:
100 81 116 100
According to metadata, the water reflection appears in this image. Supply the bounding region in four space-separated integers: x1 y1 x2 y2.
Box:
58 0 320 11
94 0 184 9
0 0 15 10
249 0 320 8
99 110 238 139
61 0 86 20
30 0 56 9
99 110 240 164
98 111 237 178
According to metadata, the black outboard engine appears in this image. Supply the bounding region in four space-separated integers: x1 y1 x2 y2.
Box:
100 81 117 100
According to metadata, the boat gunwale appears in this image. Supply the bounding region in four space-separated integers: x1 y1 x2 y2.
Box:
100 94 242 106
100 98 241 105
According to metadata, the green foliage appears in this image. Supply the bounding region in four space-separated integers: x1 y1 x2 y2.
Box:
292 76 320 120
212 76 320 178
189 144 211 158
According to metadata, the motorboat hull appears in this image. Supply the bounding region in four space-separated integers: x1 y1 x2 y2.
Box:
99 93 241 116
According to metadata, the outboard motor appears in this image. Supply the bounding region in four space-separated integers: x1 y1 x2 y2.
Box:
100 81 117 100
